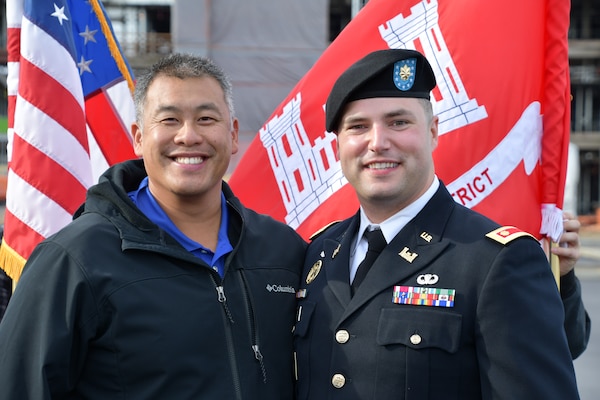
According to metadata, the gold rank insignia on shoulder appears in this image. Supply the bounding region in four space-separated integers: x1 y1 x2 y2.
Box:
485 226 535 245
306 260 322 284
309 221 341 241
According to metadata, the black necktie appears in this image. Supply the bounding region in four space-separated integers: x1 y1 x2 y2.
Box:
352 228 386 294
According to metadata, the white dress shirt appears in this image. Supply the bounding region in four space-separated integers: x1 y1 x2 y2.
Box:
349 177 440 283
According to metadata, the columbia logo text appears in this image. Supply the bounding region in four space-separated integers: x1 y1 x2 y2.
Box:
266 284 296 294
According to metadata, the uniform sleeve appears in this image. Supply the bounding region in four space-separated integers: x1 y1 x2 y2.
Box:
560 270 591 359
475 238 580 399
0 241 98 399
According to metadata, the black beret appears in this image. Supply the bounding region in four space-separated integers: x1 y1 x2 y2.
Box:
325 49 436 132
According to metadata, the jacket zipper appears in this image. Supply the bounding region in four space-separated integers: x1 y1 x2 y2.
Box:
223 197 266 389
240 270 267 383
210 274 243 400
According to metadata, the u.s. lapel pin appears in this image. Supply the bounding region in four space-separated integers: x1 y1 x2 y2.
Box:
420 231 433 242
306 260 322 284
399 247 418 263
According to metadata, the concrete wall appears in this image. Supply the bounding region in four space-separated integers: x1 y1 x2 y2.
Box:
171 0 329 171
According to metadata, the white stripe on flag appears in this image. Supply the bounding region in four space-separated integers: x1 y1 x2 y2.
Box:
14 97 93 189
6 169 74 239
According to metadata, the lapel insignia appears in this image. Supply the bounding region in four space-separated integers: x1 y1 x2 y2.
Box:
332 243 341 259
296 289 307 299
320 251 325 257
399 247 418 263
417 273 439 285
306 260 322 284
392 286 456 307
420 231 433 242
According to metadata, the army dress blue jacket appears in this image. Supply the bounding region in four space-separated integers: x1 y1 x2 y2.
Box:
294 183 579 400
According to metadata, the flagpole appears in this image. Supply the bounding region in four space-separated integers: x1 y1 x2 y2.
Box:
541 237 561 289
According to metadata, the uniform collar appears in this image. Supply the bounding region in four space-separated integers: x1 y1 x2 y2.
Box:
357 176 440 244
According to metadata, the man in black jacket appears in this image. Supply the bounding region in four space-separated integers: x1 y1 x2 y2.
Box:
294 49 580 399
0 54 306 399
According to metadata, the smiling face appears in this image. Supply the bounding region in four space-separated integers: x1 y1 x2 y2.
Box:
132 74 238 206
336 97 438 223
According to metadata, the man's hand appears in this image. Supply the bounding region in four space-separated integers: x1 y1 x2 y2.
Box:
551 211 581 277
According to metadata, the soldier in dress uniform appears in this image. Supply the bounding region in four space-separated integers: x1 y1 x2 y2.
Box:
293 49 580 399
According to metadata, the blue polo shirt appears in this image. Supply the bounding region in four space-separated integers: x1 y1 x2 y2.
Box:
128 177 233 277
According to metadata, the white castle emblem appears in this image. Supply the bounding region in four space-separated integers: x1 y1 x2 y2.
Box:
259 0 487 229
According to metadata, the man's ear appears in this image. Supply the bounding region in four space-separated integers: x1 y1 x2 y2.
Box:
430 116 439 150
230 118 240 155
132 123 143 157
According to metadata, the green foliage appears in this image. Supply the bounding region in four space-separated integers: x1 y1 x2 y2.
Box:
0 116 7 135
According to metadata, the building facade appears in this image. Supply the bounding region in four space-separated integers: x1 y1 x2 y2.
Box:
569 0 600 216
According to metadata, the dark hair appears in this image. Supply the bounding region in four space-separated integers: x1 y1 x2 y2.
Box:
133 53 235 127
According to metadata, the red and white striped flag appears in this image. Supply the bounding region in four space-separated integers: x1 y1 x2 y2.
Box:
229 0 571 244
1 0 136 282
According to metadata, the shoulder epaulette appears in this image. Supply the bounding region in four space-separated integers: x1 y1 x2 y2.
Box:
485 226 535 245
309 220 342 241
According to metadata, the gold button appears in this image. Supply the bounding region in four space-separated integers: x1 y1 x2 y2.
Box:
331 373 346 388
335 330 350 343
410 334 422 345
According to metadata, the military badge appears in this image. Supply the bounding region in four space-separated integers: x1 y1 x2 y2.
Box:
394 58 417 91
417 273 439 285
392 286 455 308
420 231 433 242
306 260 322 284
399 247 418 263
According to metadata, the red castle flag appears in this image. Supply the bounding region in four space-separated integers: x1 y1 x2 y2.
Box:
1 0 136 282
229 0 571 243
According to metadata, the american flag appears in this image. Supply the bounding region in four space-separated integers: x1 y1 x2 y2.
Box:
1 0 137 282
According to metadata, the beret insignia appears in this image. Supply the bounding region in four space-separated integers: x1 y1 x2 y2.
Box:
394 58 416 91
